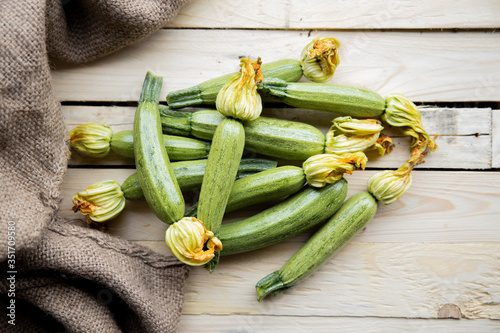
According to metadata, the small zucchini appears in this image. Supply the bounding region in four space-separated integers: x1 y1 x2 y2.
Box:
219 178 348 255
110 130 210 161
166 59 303 109
256 192 377 301
160 107 326 161
121 158 278 201
186 166 306 216
258 78 386 118
133 72 184 224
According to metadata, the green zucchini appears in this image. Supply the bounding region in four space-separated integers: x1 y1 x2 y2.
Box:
121 158 278 201
166 59 303 109
256 192 377 301
186 166 306 216
219 178 348 255
110 130 210 160
134 72 184 224
258 78 386 118
198 118 245 235
160 107 326 161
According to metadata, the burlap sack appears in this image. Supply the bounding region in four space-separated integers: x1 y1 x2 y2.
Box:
1 0 189 331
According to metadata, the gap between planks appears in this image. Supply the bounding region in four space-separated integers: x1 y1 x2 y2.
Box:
63 105 493 169
177 315 500 332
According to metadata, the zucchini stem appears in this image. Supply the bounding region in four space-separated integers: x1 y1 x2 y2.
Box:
139 71 162 104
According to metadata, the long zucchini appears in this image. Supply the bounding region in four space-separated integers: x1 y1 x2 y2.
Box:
166 59 303 108
256 192 377 300
160 107 326 161
121 158 278 201
219 178 348 255
258 78 386 118
186 166 306 216
133 72 184 224
110 130 210 161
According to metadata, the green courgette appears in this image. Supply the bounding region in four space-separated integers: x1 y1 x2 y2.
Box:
166 59 303 108
110 130 210 161
121 158 278 201
160 107 326 161
186 166 306 216
256 192 377 300
219 178 348 255
134 72 184 224
258 78 386 118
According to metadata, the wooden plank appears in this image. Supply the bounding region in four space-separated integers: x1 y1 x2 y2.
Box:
136 240 500 320
59 169 500 243
167 0 500 29
63 105 492 169
177 315 500 332
492 110 500 168
52 30 500 102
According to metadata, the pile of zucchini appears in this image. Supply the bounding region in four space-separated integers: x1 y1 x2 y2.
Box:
70 37 437 300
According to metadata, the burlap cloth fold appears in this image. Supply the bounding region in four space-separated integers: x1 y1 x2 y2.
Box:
0 0 190 331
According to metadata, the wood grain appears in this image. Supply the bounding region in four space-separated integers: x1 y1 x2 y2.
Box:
177 315 500 332
52 30 500 102
63 105 493 169
60 169 500 243
166 0 500 29
135 240 500 320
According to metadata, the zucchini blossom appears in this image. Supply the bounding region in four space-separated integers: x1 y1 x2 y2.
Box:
72 180 125 223
300 37 340 83
383 93 437 153
326 116 394 155
303 152 367 187
69 123 113 158
368 134 431 204
165 217 223 266
216 57 263 121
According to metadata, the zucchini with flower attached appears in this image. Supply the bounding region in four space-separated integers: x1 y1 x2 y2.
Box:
160 107 393 161
133 72 184 224
72 157 277 223
70 125 210 161
166 59 303 109
165 57 264 271
255 103 438 300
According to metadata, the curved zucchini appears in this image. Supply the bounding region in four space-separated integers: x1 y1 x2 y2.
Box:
121 158 278 201
256 192 377 300
166 59 303 109
134 72 184 224
186 166 306 216
258 78 386 118
219 178 348 255
160 107 326 161
110 130 210 160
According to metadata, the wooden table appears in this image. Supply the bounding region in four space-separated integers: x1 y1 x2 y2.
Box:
55 1 500 331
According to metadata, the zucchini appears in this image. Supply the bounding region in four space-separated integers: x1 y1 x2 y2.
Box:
121 158 278 201
110 130 210 160
166 59 303 108
219 178 348 255
160 107 326 161
258 78 386 118
256 192 377 300
186 166 306 216
134 72 184 224
198 118 245 236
